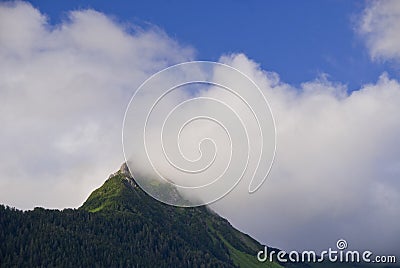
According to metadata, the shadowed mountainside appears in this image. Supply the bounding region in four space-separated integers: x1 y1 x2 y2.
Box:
0 164 282 267
0 164 382 267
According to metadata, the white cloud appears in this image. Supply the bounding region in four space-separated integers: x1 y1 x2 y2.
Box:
358 0 400 61
0 1 194 209
211 57 400 255
0 1 399 256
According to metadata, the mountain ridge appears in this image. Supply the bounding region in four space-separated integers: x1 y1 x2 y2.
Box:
0 164 392 267
0 163 282 267
79 163 282 267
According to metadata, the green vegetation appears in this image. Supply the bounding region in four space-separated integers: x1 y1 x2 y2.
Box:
3 166 387 267
224 239 280 268
0 168 282 267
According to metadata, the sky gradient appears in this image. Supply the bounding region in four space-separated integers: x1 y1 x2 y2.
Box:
28 0 398 90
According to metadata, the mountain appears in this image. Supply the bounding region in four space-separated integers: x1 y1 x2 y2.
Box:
0 163 283 267
1 164 386 267
2 164 386 268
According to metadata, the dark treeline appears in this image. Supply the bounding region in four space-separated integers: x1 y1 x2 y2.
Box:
0 204 233 267
0 168 283 268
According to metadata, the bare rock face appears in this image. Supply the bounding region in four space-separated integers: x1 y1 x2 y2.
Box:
108 162 137 188
118 162 138 189
119 162 132 178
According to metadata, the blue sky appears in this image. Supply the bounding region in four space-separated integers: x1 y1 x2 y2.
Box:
29 0 396 90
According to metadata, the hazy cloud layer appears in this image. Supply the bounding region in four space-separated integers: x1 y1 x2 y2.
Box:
358 0 400 61
211 55 400 255
1 1 399 255
0 1 193 209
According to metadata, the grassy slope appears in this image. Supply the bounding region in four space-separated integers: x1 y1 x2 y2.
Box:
81 172 283 267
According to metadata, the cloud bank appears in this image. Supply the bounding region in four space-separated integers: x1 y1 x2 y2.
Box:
210 55 400 255
0 1 399 255
358 0 400 61
0 1 193 209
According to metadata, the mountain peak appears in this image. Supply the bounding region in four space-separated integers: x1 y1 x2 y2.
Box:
108 162 133 181
77 164 282 267
118 162 132 178
81 163 190 213
0 164 358 267
81 168 141 213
